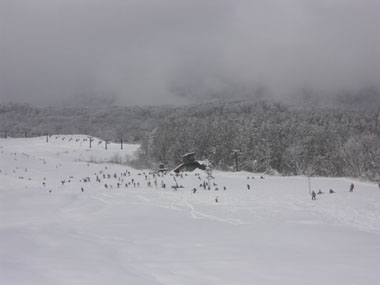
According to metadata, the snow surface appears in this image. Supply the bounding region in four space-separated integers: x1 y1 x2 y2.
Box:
0 136 379 285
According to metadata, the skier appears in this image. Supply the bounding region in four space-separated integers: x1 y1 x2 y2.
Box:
329 189 335 193
311 190 317 200
192 188 197 194
317 189 323 195
215 196 219 203
247 184 251 190
349 183 354 192
81 187 84 192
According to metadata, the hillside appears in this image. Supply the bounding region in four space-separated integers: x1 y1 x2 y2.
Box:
1 101 380 180
1 136 379 285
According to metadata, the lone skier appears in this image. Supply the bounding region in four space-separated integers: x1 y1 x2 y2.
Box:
311 190 317 200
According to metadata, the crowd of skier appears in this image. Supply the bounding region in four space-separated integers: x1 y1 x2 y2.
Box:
43 165 363 204
1 146 376 205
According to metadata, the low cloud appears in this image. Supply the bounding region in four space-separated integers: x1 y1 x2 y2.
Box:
1 0 379 106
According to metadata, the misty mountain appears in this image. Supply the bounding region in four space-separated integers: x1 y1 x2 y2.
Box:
0 103 174 141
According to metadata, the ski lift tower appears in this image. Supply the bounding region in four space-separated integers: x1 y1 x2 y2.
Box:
306 167 314 195
232 149 240 172
261 138 271 173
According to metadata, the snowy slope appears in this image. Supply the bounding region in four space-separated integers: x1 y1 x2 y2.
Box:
0 136 379 285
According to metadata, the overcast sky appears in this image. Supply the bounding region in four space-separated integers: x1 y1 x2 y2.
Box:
1 0 379 106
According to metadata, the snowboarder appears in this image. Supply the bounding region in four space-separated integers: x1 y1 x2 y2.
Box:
311 190 317 200
192 188 197 194
349 183 354 192
329 189 335 194
317 189 323 195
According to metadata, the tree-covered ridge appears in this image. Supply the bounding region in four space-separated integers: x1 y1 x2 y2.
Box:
137 101 380 181
1 100 379 180
0 103 173 141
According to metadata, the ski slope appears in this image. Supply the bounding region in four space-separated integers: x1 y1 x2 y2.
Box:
1 136 379 285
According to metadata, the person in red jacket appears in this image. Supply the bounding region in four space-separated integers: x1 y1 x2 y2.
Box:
349 183 354 192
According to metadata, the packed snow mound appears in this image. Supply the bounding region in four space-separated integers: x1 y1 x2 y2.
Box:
0 136 379 285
